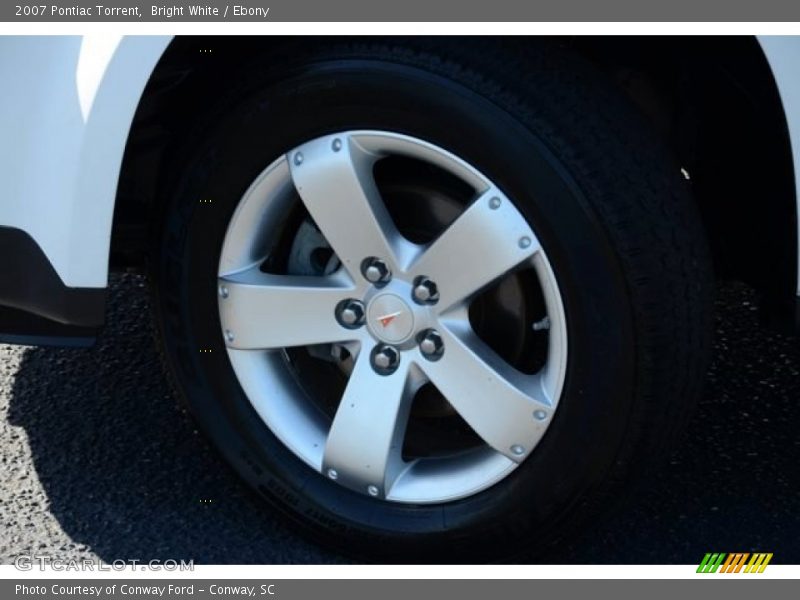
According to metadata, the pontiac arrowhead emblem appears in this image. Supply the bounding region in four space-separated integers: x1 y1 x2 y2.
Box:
376 311 403 328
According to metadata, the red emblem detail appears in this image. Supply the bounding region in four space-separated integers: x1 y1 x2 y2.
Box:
376 311 402 328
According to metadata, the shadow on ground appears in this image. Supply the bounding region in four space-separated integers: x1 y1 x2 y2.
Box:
5 274 800 563
5 274 336 564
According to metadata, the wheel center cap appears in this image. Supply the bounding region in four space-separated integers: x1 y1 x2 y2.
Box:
366 293 415 344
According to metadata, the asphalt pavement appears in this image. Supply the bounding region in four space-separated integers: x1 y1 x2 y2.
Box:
0 274 798 564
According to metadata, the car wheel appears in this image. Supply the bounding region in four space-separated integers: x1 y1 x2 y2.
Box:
150 39 712 561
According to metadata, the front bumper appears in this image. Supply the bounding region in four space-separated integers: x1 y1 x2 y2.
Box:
0 226 104 346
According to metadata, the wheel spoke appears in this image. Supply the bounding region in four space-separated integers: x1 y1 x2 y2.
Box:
322 353 413 498
419 320 553 462
218 268 357 350
409 189 541 311
288 134 410 278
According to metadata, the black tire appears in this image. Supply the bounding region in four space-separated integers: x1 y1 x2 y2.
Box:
149 38 713 562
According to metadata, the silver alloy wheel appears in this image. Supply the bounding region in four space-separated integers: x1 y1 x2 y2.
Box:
217 131 567 504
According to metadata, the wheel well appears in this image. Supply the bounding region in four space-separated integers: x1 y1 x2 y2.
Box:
112 36 797 325
565 36 797 327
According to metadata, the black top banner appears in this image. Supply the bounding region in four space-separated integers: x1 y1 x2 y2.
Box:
4 0 800 22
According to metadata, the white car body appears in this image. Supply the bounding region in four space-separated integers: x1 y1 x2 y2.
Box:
0 35 798 334
0 36 170 289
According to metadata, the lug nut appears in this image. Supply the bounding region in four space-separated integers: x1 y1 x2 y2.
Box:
361 257 391 285
371 344 400 375
412 276 439 305
336 299 365 329
417 329 444 360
